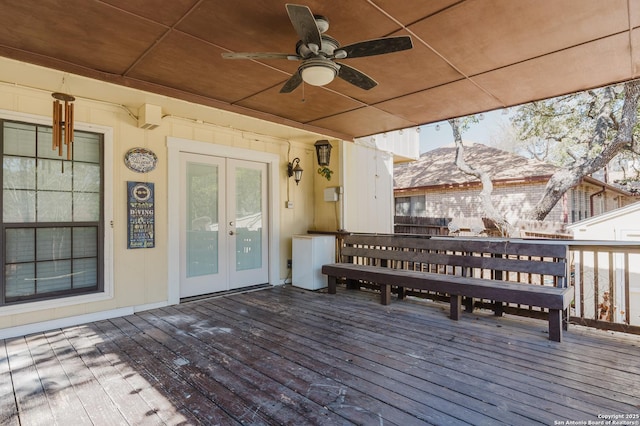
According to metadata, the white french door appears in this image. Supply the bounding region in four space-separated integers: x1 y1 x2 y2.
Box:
228 158 269 289
179 153 268 298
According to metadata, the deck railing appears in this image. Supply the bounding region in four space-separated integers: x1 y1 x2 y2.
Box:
568 241 640 334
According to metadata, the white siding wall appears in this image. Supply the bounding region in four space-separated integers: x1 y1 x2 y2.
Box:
343 142 394 233
0 57 331 336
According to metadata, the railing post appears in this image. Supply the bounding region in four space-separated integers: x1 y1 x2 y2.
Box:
625 252 631 326
493 252 504 317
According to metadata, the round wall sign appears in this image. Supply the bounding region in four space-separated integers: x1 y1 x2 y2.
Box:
131 183 152 202
124 147 157 173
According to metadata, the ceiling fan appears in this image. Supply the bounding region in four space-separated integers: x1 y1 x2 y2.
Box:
221 3 413 93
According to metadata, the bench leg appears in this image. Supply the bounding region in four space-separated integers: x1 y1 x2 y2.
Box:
397 286 405 300
380 284 391 305
450 295 462 320
494 301 504 317
563 308 569 331
464 297 474 313
328 275 337 294
548 309 562 342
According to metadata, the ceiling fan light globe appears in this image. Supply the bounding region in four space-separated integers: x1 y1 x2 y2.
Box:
301 65 336 86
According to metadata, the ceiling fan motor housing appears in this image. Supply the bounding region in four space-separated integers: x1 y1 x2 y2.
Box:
296 35 340 59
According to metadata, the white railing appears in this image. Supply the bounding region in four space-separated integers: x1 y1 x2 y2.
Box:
569 242 640 333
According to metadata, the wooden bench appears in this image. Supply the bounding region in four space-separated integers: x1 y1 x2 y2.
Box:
322 234 573 342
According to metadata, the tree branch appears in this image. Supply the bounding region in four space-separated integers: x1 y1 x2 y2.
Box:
449 118 514 236
527 80 640 220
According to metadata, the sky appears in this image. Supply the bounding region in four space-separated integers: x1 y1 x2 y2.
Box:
418 109 513 153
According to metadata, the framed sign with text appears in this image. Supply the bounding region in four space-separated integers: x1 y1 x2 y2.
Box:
127 181 155 249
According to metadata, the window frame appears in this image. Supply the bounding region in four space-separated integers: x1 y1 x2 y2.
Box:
0 109 113 316
394 195 426 217
395 196 410 216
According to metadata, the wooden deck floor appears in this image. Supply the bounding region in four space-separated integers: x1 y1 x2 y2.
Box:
2 285 639 425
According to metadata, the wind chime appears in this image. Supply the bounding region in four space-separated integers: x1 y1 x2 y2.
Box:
51 92 75 160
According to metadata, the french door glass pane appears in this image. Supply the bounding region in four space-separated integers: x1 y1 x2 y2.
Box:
186 162 219 278
235 167 262 271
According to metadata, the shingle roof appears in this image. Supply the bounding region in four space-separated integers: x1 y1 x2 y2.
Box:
394 143 558 190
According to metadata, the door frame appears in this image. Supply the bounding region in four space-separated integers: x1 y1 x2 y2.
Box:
166 137 280 305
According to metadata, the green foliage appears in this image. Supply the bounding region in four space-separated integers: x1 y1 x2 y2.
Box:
317 166 333 181
509 85 633 167
453 115 481 133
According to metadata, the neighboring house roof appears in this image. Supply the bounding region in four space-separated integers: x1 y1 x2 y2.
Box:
394 143 634 196
394 143 557 190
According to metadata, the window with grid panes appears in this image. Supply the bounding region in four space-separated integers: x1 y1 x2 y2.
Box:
1 120 103 305
395 197 410 216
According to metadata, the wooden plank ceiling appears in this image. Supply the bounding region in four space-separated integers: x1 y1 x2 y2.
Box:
0 0 637 140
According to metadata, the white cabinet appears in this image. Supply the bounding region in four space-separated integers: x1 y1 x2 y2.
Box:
292 235 336 290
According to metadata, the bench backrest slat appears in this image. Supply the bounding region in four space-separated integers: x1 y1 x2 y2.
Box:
342 246 566 277
341 234 569 285
344 234 567 258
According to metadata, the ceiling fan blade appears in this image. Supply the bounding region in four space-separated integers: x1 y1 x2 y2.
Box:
337 63 377 90
338 36 413 59
280 72 303 93
286 4 321 49
222 52 298 60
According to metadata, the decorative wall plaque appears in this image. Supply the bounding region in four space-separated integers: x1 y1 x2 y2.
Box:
124 147 157 173
127 181 155 249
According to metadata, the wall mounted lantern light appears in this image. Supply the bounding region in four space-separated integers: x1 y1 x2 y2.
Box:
287 157 303 185
314 140 332 166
